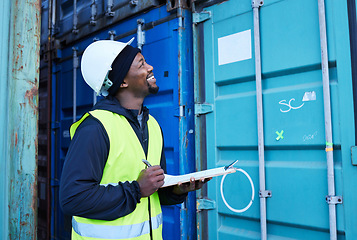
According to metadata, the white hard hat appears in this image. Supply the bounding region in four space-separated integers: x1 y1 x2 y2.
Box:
81 38 134 96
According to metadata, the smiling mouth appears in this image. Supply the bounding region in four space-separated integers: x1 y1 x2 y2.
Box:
147 75 155 82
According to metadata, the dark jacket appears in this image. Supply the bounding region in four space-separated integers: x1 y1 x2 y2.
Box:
59 96 186 221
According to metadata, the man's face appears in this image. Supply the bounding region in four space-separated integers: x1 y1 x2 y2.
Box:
124 52 159 97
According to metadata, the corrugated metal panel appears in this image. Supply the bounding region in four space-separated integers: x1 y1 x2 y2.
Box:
56 0 162 44
51 3 195 240
4 0 41 239
195 0 356 239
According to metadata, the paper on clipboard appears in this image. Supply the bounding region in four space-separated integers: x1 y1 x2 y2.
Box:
161 167 236 188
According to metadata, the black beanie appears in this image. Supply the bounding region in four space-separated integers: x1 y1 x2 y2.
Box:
107 45 141 96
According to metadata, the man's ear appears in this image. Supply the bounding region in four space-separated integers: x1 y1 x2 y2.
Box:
120 81 128 88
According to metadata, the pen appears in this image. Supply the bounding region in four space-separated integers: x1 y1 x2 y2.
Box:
224 159 239 170
142 159 152 167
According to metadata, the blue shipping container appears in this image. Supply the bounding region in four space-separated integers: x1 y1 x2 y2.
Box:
51 2 195 240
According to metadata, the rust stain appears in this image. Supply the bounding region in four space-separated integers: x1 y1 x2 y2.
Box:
185 130 189 148
197 221 200 240
34 133 38 156
25 86 38 110
28 0 42 12
15 55 19 64
20 221 28 226
17 44 24 48
31 180 38 214
15 132 18 146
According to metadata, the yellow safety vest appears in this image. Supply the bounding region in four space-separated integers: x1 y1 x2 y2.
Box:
69 109 163 240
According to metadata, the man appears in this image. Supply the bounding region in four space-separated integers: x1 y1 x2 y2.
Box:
59 38 209 240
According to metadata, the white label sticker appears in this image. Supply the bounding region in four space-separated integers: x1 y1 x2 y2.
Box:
63 130 70 138
218 29 252 65
302 91 317 101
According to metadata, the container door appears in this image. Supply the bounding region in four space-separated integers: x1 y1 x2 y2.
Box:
196 0 357 239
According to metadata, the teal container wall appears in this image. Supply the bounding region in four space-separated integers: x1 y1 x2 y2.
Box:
0 0 41 239
0 0 11 239
195 0 356 239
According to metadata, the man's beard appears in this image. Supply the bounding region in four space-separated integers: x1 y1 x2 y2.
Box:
148 84 159 94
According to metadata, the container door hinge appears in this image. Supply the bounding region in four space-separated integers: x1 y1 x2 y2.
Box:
350 146 357 166
259 190 272 198
197 198 216 211
174 105 185 117
326 195 343 205
193 11 211 24
195 103 213 116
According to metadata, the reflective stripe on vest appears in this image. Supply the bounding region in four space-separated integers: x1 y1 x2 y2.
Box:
72 213 163 239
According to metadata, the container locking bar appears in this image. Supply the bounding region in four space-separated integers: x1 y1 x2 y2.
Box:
326 195 343 205
106 0 114 17
72 0 79 34
252 0 268 239
259 190 272 198
90 0 97 26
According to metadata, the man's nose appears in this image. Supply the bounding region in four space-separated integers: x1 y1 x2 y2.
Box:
147 63 153 72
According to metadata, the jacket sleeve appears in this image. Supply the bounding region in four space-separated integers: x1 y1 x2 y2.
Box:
59 116 141 221
158 133 187 205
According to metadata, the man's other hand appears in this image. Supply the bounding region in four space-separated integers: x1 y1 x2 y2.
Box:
172 177 211 195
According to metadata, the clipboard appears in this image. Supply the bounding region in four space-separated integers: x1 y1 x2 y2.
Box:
161 166 237 188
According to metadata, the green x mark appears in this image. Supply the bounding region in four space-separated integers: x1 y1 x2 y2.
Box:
276 130 284 140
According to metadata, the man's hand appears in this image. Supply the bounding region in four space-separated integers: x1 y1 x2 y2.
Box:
172 177 211 195
137 166 165 197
